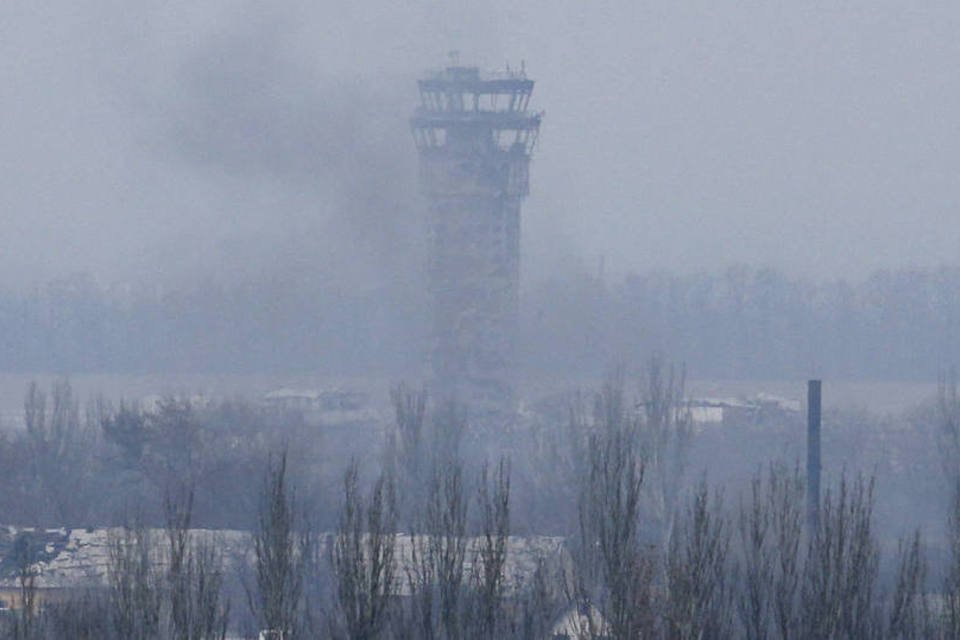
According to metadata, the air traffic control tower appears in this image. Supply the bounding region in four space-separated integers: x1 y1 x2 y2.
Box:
411 64 541 417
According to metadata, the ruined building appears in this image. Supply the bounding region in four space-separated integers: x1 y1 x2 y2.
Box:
411 64 541 417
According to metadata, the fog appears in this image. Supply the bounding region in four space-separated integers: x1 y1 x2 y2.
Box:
6 3 960 638
6 1 960 289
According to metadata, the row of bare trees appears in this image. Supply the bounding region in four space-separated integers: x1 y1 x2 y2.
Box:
540 369 960 639
9 368 960 638
0 378 335 531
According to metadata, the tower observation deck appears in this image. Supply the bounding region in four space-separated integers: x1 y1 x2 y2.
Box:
411 65 541 417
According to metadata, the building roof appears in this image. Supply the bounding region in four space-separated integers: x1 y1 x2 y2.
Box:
0 526 566 597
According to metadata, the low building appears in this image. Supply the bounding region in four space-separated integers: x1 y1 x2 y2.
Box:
261 388 377 427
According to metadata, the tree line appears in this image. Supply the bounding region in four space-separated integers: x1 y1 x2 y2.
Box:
9 265 960 378
3 369 960 637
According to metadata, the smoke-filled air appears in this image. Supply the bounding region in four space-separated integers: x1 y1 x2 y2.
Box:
4 2 960 638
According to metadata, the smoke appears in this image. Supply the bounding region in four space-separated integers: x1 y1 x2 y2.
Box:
0 1 506 290
7 1 960 289
135 4 428 291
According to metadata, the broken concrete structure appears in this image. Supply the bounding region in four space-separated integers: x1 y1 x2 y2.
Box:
411 64 541 418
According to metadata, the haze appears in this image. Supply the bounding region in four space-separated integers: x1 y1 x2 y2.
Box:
8 4 960 638
4 1 960 290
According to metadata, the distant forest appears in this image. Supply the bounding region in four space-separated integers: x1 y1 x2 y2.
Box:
3 265 960 380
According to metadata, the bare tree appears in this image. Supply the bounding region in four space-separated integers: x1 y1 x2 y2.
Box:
8 534 40 640
108 522 163 640
164 483 230 640
665 481 732 640
767 464 805 640
801 473 881 639
735 472 773 640
888 530 930 640
429 461 468 639
389 384 428 513
636 358 693 550
733 463 806 640
402 534 437 640
332 462 397 640
522 388 593 542
572 376 652 639
936 371 960 638
249 451 305 640
942 477 960 639
429 401 467 477
23 379 92 525
472 458 511 639
398 458 469 640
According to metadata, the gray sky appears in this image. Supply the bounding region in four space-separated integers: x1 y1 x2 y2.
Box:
3 1 960 289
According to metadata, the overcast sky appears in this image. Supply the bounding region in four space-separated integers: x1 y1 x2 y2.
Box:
3 1 960 289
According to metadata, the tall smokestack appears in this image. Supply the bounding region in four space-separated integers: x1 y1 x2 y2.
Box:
807 379 822 531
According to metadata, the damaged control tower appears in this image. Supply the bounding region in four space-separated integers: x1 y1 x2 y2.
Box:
411 64 541 417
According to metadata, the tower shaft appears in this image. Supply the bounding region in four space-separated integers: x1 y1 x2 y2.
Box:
412 65 540 416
